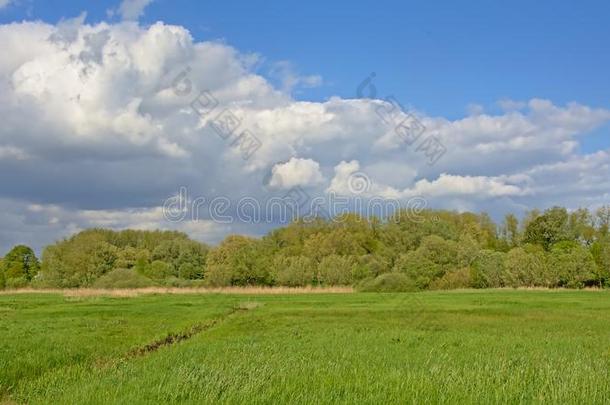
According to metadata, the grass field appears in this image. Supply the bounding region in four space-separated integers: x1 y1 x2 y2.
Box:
2 290 610 404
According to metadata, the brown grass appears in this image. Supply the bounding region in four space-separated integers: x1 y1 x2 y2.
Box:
0 286 354 297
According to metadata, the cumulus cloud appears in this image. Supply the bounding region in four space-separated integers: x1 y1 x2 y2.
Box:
0 18 609 253
0 0 12 9
268 158 325 189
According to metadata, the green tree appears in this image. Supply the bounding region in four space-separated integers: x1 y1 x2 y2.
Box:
1 245 40 286
271 255 315 287
140 260 172 280
152 239 208 279
317 255 356 286
590 237 610 287
500 213 520 248
205 236 269 286
596 206 610 237
393 251 441 290
568 208 596 246
470 250 507 288
549 241 597 288
41 234 117 287
524 207 571 250
504 246 549 287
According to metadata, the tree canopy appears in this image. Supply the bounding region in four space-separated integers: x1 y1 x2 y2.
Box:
2 205 609 290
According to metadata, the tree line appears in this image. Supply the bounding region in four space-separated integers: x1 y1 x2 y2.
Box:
1 205 609 291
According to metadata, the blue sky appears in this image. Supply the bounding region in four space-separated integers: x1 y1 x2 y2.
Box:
0 0 609 252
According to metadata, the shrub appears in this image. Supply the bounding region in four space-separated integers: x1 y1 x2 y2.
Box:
205 236 269 286
470 250 507 288
271 256 315 287
590 238 610 286
549 242 597 288
417 235 459 272
5 276 29 289
161 277 207 288
358 273 418 292
353 254 389 280
92 268 156 289
504 246 549 287
393 250 441 289
316 255 356 286
138 260 173 280
429 268 472 290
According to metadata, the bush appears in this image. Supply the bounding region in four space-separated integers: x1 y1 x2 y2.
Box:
358 273 418 292
205 236 268 286
137 260 173 280
5 276 29 289
271 256 315 287
549 242 597 288
92 268 156 289
591 238 610 286
393 251 441 289
470 250 507 288
204 264 233 287
504 246 549 287
429 268 472 290
353 254 388 281
316 255 356 286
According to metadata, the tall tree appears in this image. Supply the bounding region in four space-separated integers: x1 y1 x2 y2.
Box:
523 207 571 250
1 245 40 283
500 213 520 248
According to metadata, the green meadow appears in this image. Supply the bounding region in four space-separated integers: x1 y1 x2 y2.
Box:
2 290 610 404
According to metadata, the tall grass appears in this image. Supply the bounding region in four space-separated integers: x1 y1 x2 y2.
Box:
2 290 610 403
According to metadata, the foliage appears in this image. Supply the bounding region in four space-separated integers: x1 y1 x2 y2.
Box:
39 229 207 288
271 255 315 287
1 245 39 287
590 237 610 286
316 255 356 286
6 204 610 290
430 268 472 290
548 241 597 288
504 246 549 287
470 250 507 288
523 207 571 250
92 268 156 289
205 235 269 286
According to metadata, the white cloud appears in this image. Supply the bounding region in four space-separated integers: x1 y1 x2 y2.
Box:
112 0 154 21
0 0 13 9
268 158 325 189
268 61 322 94
0 18 609 253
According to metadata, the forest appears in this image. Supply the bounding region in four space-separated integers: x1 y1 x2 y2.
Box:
1 205 610 291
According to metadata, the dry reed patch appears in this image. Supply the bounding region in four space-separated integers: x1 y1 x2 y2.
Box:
0 286 353 297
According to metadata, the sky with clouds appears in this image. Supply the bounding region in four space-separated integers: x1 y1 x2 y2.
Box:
0 0 609 253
